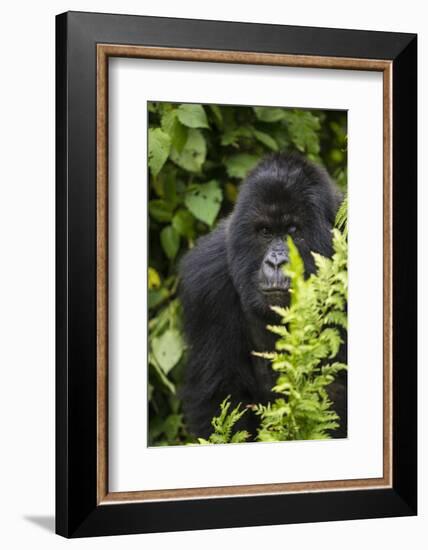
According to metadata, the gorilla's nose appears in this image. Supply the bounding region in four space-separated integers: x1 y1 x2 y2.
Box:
265 250 288 269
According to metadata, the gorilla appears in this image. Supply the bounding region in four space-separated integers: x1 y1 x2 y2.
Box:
179 152 347 440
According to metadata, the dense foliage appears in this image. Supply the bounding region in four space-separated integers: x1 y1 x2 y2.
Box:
148 101 347 446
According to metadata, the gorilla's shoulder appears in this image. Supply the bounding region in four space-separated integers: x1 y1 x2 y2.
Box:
179 219 237 312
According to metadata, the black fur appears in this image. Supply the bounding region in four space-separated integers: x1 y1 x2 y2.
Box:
179 153 347 439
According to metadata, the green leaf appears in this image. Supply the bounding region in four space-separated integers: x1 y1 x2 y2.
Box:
160 225 180 260
285 236 305 282
162 414 183 441
152 328 184 374
161 110 188 153
225 182 238 203
184 180 222 226
149 359 176 394
148 288 169 309
209 104 223 127
163 173 178 206
335 195 348 235
148 267 161 289
225 154 259 179
230 431 250 443
200 397 249 444
220 126 252 147
253 106 285 122
253 129 278 151
172 209 195 238
161 109 177 133
148 128 171 177
170 129 206 172
177 104 209 128
282 110 321 155
171 122 188 153
149 199 174 222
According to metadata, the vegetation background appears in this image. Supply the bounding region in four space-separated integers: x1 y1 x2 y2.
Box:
147 102 347 446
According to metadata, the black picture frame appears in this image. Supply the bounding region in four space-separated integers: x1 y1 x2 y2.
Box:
56 10 417 538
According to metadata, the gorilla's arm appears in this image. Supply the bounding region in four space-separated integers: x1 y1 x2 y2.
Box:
179 221 255 438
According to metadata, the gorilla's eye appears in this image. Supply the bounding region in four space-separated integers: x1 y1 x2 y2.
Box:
259 227 273 238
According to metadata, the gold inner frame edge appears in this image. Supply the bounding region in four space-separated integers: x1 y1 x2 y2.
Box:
96 44 393 504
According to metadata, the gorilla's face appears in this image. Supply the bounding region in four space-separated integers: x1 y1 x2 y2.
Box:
226 154 338 318
256 228 293 306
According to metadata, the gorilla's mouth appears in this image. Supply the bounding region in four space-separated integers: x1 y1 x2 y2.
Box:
259 283 291 306
259 279 290 295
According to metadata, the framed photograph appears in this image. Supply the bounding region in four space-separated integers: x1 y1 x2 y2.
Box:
56 11 417 538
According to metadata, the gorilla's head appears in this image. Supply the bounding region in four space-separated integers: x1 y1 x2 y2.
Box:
226 153 340 317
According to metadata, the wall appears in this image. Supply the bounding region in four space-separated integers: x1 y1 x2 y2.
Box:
0 1 424 548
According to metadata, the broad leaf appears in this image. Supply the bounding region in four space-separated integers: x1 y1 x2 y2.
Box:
149 359 176 394
225 154 259 179
172 209 195 238
148 267 161 289
177 104 209 128
220 126 252 147
152 328 184 374
161 110 188 153
253 106 285 122
160 225 180 260
282 110 321 155
253 129 278 151
185 180 222 226
225 182 238 203
209 104 223 127
170 129 206 173
162 414 183 441
149 199 174 222
148 288 169 309
163 173 178 206
148 128 171 177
